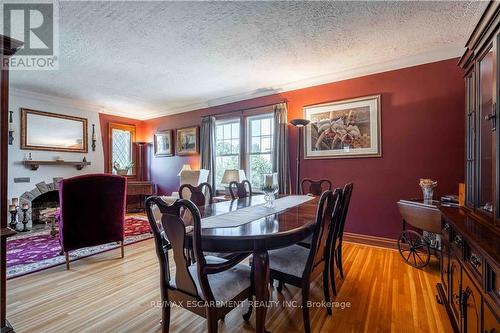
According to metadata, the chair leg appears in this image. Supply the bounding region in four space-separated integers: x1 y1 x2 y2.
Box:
206 308 218 333
120 241 124 258
336 246 344 278
184 248 191 264
65 251 70 270
165 251 171 282
330 251 337 296
161 299 170 333
243 295 253 321
277 280 284 293
301 285 311 333
322 269 332 315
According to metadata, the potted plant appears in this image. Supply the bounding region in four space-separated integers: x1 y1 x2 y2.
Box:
113 161 134 176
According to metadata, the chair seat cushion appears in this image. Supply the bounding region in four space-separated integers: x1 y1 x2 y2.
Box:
172 256 251 303
269 244 310 278
297 234 312 247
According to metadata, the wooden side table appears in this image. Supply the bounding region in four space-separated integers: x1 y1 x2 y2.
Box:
127 181 155 212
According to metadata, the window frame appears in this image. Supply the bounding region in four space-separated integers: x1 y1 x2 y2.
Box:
108 122 137 177
214 111 274 192
215 118 242 190
246 114 274 191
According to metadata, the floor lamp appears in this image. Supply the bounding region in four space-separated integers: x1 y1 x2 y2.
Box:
290 119 310 194
136 142 147 181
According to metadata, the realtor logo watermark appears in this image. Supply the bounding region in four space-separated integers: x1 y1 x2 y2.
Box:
1 0 59 70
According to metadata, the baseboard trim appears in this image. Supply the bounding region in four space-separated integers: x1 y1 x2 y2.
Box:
343 232 398 250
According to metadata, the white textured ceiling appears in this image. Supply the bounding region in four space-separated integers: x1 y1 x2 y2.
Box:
10 1 487 120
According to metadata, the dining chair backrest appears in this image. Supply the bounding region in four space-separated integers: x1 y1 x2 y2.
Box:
303 189 342 278
335 183 354 244
301 178 332 196
229 180 252 199
145 197 172 282
179 169 210 199
146 197 200 298
179 182 214 207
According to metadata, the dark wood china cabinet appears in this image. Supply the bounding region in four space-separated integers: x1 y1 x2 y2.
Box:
437 2 500 333
0 35 22 333
462 6 499 227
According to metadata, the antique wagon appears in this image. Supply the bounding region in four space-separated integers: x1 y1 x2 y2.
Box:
396 200 442 268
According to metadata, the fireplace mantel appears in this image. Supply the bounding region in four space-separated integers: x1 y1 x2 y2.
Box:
23 160 91 171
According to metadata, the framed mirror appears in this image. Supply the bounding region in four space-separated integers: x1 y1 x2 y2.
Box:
21 108 88 153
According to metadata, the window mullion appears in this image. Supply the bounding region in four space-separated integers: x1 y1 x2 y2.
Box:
240 116 246 173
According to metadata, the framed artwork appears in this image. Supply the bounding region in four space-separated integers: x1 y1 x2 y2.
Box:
176 126 199 156
21 108 88 153
154 130 173 157
304 95 381 159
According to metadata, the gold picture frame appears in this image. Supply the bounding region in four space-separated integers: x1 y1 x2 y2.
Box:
21 108 88 153
154 130 173 157
176 126 199 156
303 95 381 159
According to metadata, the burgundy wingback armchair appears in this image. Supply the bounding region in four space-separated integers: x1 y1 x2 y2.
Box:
57 174 127 269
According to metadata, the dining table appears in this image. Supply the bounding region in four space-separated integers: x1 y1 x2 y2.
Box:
194 194 320 333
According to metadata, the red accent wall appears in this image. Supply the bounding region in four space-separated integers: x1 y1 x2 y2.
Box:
142 58 465 239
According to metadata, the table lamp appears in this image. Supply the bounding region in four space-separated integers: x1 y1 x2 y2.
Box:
221 169 246 195
290 118 310 194
177 164 192 176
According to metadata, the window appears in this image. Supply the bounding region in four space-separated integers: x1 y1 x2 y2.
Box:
215 119 240 188
214 113 274 191
109 123 136 176
247 115 274 189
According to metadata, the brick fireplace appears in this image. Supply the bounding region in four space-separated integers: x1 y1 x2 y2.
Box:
19 178 62 226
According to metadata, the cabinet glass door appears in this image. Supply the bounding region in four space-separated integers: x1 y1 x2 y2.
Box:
478 48 494 214
465 71 475 208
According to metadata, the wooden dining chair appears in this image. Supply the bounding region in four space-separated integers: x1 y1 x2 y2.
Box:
296 183 353 296
228 180 252 199
179 182 214 207
268 189 343 333
180 182 240 263
301 178 332 196
145 196 253 333
332 183 354 280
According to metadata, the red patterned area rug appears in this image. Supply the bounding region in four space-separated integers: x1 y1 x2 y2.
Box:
6 216 152 279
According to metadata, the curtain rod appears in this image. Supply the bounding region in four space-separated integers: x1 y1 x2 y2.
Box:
204 100 287 118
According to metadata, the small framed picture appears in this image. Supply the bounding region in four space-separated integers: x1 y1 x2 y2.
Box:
176 126 199 156
154 130 173 157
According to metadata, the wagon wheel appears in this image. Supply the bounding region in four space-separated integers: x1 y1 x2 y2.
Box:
397 230 430 268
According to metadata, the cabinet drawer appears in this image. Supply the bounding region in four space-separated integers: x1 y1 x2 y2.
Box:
486 260 500 307
441 220 451 241
450 229 464 258
464 242 483 281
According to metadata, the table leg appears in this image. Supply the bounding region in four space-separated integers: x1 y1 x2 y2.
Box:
253 250 270 333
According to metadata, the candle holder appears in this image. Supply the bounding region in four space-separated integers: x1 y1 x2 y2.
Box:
262 173 279 208
91 124 96 151
20 205 30 232
8 110 14 145
9 206 18 229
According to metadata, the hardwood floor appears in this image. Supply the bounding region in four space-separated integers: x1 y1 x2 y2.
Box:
6 240 451 333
